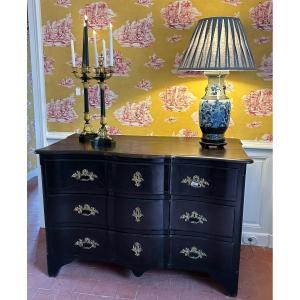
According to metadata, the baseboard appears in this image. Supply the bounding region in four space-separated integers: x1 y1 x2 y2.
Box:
241 140 273 150
46 131 73 143
27 168 38 181
242 232 273 248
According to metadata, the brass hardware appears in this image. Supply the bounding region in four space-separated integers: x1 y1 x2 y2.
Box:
72 60 113 145
95 65 114 80
82 124 94 135
180 211 207 224
180 246 207 260
80 112 97 137
132 207 144 223
96 112 112 142
71 169 98 181
131 242 143 256
71 66 97 140
100 116 107 125
97 122 109 138
84 112 91 122
72 66 91 79
74 237 99 250
92 60 114 146
181 175 209 188
132 171 144 187
74 204 99 216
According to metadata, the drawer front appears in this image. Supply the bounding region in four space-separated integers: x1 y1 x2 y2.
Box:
44 160 106 194
112 232 164 267
171 163 238 200
108 197 167 231
170 236 234 272
46 195 106 227
110 162 165 195
171 200 234 237
47 228 108 259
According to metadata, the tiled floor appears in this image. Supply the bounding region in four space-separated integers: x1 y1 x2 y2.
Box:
28 177 272 300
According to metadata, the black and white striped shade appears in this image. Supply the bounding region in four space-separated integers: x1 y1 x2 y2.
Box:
179 17 255 71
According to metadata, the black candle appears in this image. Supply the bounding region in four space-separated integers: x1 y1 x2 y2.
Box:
82 22 86 66
82 16 89 67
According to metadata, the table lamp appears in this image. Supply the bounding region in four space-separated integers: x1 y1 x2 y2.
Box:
179 17 255 149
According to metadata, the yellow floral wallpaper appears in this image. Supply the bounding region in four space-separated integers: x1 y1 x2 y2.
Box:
41 0 272 141
28 23 37 172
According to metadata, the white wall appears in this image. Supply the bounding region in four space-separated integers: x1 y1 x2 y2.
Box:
242 143 273 248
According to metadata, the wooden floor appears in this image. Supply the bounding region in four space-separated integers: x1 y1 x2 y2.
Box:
28 177 272 300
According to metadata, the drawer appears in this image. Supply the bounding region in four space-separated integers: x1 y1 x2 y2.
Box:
171 163 238 200
45 195 106 227
170 236 234 272
111 232 165 267
43 159 106 194
110 162 165 195
47 228 108 260
171 200 234 237
108 197 168 232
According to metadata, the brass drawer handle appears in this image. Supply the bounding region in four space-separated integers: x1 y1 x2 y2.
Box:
132 207 144 223
132 242 143 256
181 175 209 188
74 237 99 250
71 169 98 182
180 246 207 260
180 211 207 224
132 171 144 187
74 204 99 216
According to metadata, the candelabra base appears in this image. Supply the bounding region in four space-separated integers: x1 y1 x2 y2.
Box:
79 132 98 143
91 136 115 148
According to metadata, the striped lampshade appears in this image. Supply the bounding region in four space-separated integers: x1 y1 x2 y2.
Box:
179 17 255 71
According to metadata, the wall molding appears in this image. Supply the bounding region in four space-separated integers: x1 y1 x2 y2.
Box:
46 131 273 150
242 147 273 248
46 131 73 144
241 140 273 150
242 232 272 248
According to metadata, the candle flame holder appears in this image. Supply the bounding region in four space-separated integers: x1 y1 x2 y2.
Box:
72 66 97 143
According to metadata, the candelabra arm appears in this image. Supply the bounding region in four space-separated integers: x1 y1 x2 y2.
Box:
72 67 82 79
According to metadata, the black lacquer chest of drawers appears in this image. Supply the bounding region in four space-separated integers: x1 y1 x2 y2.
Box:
36 134 252 297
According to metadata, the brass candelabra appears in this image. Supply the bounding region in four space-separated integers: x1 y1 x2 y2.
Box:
91 60 115 148
72 55 115 147
72 66 97 143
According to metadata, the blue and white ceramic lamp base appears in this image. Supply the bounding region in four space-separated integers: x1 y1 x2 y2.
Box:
199 71 231 149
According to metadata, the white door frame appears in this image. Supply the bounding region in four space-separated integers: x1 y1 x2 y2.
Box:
28 0 47 226
28 0 47 148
